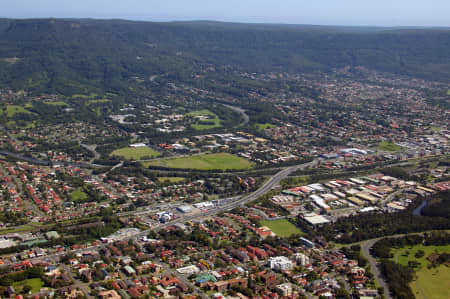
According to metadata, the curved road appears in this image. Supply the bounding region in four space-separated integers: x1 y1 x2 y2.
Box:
360 231 430 299
361 238 392 299
80 143 100 161
223 104 249 126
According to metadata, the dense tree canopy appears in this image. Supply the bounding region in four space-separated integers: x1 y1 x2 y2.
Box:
0 19 449 95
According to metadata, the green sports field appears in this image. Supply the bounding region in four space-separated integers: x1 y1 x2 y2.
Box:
377 141 404 152
110 146 160 160
259 219 304 237
256 123 276 130
411 266 449 299
146 153 254 170
12 278 45 294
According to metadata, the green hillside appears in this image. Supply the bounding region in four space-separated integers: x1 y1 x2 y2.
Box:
0 19 449 95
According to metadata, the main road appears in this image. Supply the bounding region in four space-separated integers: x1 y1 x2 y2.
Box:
130 159 317 238
0 158 316 297
359 231 430 299
2 159 317 265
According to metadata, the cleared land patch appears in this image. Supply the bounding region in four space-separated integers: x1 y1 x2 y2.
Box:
146 153 253 170
259 219 304 237
111 146 160 160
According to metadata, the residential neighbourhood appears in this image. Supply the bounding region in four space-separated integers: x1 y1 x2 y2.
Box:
0 58 448 299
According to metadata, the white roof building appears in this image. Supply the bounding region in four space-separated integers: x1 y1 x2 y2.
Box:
303 213 330 226
268 256 293 271
129 143 147 148
176 265 200 275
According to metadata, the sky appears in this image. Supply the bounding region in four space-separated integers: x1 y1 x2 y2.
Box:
2 0 450 27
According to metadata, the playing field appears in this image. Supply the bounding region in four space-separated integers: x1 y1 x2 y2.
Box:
111 146 160 160
411 266 450 299
259 219 304 237
377 141 404 152
390 244 450 299
12 278 45 294
256 123 276 130
146 153 254 170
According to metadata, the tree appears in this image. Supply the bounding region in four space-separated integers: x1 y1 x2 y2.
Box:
307 271 319 281
0 277 13 287
334 288 350 298
415 250 425 258
22 285 32 294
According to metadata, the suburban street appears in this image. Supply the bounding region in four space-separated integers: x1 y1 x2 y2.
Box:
0 158 317 269
0 151 445 298
61 263 94 299
360 238 392 299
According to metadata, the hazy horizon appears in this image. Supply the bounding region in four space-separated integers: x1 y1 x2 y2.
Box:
1 0 450 27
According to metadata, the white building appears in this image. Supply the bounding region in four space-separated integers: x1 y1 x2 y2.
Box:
268 256 293 271
0 238 16 249
276 283 293 296
303 213 330 226
293 253 310 266
310 195 330 211
176 265 200 275
193 201 215 209
177 205 193 213
129 143 146 148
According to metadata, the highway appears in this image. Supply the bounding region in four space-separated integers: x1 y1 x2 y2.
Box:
0 158 316 297
128 159 317 239
1 159 316 265
0 154 439 298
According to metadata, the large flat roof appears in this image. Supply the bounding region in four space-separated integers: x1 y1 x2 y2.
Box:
304 214 330 225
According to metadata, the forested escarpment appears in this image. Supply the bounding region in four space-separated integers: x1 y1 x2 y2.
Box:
0 19 449 95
